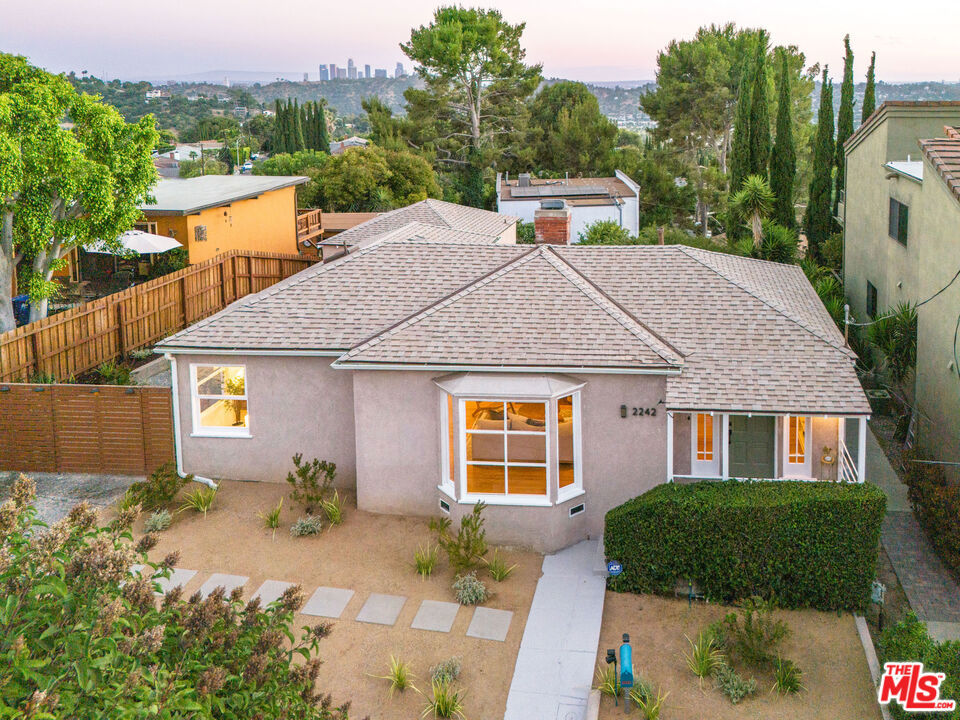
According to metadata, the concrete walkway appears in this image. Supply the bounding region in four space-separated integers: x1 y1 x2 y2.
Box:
504 539 607 720
867 429 960 641
0 471 137 524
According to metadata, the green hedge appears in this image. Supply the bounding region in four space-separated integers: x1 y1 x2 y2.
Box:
904 449 960 578
879 613 959 719
604 481 887 611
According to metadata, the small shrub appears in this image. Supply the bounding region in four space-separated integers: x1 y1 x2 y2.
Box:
904 448 960 577
486 548 517 582
632 684 669 720
127 462 190 511
320 489 344 526
374 655 415 695
29 371 58 384
420 679 466 720
178 485 217 518
128 347 154 361
96 360 134 385
683 630 724 684
429 657 462 685
772 656 804 694
452 572 487 605
144 509 172 533
115 487 140 511
259 498 283 539
594 663 620 698
713 662 757 704
430 502 488 574
721 596 790 669
414 544 439 579
290 515 323 537
286 453 336 514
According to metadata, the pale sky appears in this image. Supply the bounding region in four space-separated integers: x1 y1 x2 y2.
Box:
2 0 957 83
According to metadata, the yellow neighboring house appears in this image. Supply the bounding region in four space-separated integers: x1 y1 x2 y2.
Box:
139 175 310 264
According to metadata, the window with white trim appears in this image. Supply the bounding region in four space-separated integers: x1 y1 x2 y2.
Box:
191 365 249 436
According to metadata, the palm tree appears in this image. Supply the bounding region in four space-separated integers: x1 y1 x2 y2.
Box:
731 175 775 247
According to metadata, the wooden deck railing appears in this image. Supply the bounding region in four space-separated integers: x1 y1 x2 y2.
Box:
297 208 323 244
0 249 318 382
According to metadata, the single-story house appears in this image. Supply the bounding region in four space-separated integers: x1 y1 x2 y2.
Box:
139 175 309 264
497 171 641 240
156 225 870 552
329 136 370 155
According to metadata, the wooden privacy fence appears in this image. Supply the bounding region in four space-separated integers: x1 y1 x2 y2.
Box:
0 249 317 382
0 383 174 475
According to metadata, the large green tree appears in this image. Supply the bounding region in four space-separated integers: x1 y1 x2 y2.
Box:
804 67 835 260
318 146 441 212
400 6 542 207
770 49 797 229
526 81 617 175
0 54 157 330
747 33 771 178
834 34 855 223
728 61 753 199
862 51 877 122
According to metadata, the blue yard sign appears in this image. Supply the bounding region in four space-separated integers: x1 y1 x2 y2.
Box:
607 561 623 576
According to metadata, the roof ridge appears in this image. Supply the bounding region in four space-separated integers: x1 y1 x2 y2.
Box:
542 247 685 364
675 245 852 355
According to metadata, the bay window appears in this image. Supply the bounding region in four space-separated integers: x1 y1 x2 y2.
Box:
190 364 249 437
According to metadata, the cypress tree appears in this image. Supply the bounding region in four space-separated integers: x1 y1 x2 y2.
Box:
805 67 834 261
729 62 753 197
862 51 877 122
291 99 306 151
770 50 796 229
272 100 285 154
748 35 770 177
834 34 855 223
317 101 330 153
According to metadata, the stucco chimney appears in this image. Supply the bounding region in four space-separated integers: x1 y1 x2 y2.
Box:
534 200 572 245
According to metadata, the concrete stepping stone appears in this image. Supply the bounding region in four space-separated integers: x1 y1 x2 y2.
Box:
356 593 406 625
150 567 198 596
252 580 296 606
198 573 249 600
466 606 513 642
411 600 459 633
302 587 355 618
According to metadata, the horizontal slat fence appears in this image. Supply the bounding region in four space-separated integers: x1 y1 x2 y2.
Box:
0 250 316 382
0 383 174 475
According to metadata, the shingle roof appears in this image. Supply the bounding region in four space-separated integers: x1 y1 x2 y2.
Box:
319 198 519 249
919 127 960 205
158 237 868 414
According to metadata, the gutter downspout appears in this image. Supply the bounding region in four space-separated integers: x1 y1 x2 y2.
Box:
165 352 218 488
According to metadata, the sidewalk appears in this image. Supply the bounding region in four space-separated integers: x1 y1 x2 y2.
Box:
867 429 960 641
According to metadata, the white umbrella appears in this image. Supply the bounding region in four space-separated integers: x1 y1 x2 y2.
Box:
88 229 182 255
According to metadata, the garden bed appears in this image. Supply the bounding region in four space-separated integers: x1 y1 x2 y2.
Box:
595 593 882 720
135 479 542 720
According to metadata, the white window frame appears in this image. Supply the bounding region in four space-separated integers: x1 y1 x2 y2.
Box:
438 393 455 498
556 392 584 503
189 363 251 438
782 415 812 478
690 412 721 478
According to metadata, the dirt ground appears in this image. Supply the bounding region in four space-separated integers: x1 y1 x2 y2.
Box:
137 479 542 720
595 593 882 720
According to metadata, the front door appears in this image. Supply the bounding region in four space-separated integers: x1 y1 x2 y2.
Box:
728 415 775 479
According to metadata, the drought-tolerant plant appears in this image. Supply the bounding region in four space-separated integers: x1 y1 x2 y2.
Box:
683 630 724 685
430 502 488 574
713 662 757 704
632 683 669 720
594 663 620 698
144 509 172 533
259 497 283 539
286 453 336 514
420 679 466 720
430 657 462 685
290 515 324 537
96 360 134 385
0 474 350 718
772 655 804 694
721 596 790 669
414 544 439 579
179 485 217 518
452 572 488 605
320 489 344 526
486 548 517 582
126 462 190 510
28 370 58 384
374 655 416 695
114 487 140 512
128 347 154 361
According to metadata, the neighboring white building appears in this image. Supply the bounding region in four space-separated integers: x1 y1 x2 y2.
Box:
156 142 226 162
496 171 641 240
329 136 370 155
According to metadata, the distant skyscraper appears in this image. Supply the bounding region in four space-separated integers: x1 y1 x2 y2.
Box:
337 67 347 80
347 58 357 79
364 64 371 79
329 63 337 80
303 72 309 82
374 68 387 78
318 65 329 81
395 62 405 78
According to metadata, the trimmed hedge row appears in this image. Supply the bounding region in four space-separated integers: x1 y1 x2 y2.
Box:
904 449 960 578
604 480 887 611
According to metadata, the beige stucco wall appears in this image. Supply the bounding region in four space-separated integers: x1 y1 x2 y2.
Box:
173 354 357 486
351 370 668 552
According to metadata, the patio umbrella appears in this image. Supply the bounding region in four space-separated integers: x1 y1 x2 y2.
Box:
88 229 182 255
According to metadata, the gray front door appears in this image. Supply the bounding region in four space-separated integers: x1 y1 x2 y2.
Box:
728 415 775 479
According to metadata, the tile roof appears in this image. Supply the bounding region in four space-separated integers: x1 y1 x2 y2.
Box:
919 127 960 205
319 198 519 249
158 236 868 414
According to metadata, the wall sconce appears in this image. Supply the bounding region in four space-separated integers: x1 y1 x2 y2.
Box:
620 404 627 418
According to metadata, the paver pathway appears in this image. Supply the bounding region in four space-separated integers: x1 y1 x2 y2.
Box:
504 539 606 720
867 429 960 640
